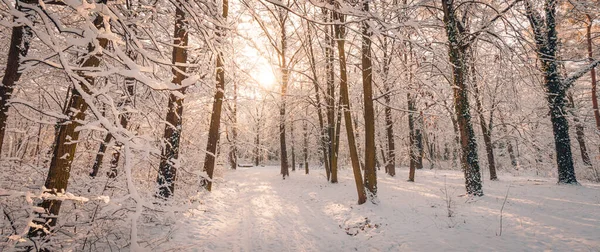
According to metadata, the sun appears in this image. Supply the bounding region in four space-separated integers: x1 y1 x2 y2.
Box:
253 66 276 89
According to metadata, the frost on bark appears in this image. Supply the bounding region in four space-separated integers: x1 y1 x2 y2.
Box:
523 0 598 184
202 0 229 191
382 40 395 177
441 0 483 196
157 3 189 198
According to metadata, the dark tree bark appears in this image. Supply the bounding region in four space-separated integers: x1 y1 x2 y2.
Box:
415 111 424 170
361 0 377 199
90 132 112 177
157 3 189 198
441 0 483 196
523 0 597 184
408 93 417 182
28 13 108 239
333 7 367 204
0 3 33 157
202 0 229 191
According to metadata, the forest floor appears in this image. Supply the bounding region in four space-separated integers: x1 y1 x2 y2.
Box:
157 166 600 251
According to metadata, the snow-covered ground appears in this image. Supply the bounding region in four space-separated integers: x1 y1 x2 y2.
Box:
157 166 600 251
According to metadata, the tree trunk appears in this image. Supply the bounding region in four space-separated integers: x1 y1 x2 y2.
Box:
567 94 592 167
279 9 290 179
525 0 577 184
90 76 135 178
229 80 238 170
0 4 33 157
408 93 416 182
334 8 367 205
306 20 327 178
202 0 228 191
157 4 189 198
28 13 108 239
471 62 497 180
303 110 309 174
415 112 424 169
324 8 338 183
90 133 112 177
587 15 600 141
361 1 377 199
442 0 483 196
255 119 260 166
291 119 296 171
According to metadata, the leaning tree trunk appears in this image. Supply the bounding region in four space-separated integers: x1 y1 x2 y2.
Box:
442 0 483 196
333 8 367 204
0 3 33 157
157 4 189 198
361 0 377 199
28 13 109 239
202 0 228 191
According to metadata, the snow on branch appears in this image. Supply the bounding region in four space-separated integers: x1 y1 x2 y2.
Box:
563 58 600 88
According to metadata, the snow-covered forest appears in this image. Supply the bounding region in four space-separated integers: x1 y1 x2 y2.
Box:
1 0 599 250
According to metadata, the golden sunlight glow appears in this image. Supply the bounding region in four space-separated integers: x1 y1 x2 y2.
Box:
253 67 276 89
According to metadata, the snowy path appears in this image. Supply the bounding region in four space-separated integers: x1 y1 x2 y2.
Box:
161 166 600 251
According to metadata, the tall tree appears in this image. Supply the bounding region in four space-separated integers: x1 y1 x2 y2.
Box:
382 39 396 177
228 80 238 170
441 0 483 196
278 6 291 179
0 1 33 157
524 0 600 184
324 7 339 183
470 48 497 180
361 0 376 199
333 3 367 204
202 0 229 191
28 9 109 239
156 1 189 198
